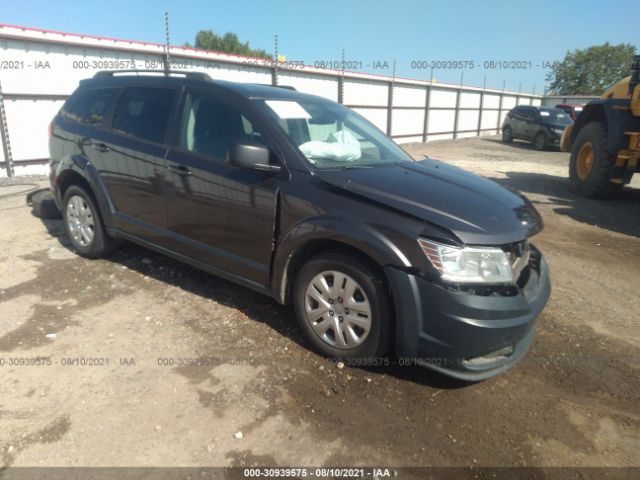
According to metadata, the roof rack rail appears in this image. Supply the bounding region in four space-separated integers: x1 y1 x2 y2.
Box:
94 70 212 81
253 83 297 91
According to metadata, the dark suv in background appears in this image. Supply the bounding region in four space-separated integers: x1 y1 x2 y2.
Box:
49 71 550 380
502 105 573 150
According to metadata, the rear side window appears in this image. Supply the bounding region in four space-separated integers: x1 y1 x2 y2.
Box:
112 88 176 143
63 88 118 126
517 107 534 120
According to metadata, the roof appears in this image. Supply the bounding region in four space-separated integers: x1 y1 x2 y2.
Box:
514 105 563 111
83 70 328 102
221 81 321 101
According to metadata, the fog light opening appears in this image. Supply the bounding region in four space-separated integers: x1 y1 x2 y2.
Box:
462 345 515 367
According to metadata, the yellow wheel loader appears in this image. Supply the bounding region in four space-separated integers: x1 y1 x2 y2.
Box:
560 55 640 198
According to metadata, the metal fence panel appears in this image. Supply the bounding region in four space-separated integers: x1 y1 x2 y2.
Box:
0 23 543 177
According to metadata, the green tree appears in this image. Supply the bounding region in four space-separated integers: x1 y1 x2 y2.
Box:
546 43 637 95
185 30 272 59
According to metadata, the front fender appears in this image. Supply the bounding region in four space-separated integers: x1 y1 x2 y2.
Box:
54 155 115 226
568 101 605 148
271 215 413 304
569 100 640 156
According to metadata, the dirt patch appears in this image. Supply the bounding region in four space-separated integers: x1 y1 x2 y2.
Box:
0 136 638 469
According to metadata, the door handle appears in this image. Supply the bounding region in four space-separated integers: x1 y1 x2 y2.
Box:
92 142 110 152
167 164 192 176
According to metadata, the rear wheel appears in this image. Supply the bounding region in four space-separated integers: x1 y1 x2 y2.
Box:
293 252 392 359
502 126 513 143
569 121 622 199
62 185 117 258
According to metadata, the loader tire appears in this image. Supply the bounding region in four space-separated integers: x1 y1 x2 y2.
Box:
569 121 622 199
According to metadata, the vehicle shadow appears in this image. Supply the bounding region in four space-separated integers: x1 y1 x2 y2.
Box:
37 215 70 243
487 171 640 238
34 213 469 390
481 136 561 152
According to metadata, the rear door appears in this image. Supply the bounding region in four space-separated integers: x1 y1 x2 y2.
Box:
98 86 178 244
509 107 525 138
163 89 282 286
523 107 540 140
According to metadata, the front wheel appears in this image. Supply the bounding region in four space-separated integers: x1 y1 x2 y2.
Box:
293 252 392 359
533 132 546 151
569 121 622 199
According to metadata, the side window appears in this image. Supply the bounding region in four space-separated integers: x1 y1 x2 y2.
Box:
111 87 176 143
180 93 264 159
518 107 531 120
63 88 118 126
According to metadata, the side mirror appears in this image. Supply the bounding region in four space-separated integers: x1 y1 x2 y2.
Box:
228 143 281 172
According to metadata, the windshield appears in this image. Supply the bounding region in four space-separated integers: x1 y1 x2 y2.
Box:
254 98 413 169
539 108 573 125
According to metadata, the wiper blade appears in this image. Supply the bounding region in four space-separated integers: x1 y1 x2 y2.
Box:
339 164 375 170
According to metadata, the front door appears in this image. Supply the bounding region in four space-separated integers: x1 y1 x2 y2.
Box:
163 90 281 286
522 107 538 141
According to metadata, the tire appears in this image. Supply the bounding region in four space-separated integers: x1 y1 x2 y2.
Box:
31 189 62 219
569 121 622 199
502 126 513 143
62 184 117 258
292 252 392 359
533 131 546 151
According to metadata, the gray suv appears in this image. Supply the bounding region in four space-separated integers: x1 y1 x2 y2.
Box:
48 70 551 381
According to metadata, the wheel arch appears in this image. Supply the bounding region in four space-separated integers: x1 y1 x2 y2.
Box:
271 218 411 306
566 100 638 158
54 155 115 226
283 239 385 302
57 170 91 201
568 102 606 148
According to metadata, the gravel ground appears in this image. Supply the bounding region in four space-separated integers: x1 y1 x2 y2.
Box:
0 136 639 474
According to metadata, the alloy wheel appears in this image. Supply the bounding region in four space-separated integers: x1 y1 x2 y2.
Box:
66 195 95 247
303 270 372 349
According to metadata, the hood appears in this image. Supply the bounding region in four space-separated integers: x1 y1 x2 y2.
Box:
315 159 543 245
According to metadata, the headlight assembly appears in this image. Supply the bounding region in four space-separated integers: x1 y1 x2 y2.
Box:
418 239 514 284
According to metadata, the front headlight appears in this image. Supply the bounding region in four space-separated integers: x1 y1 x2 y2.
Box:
553 128 565 135
418 239 513 284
